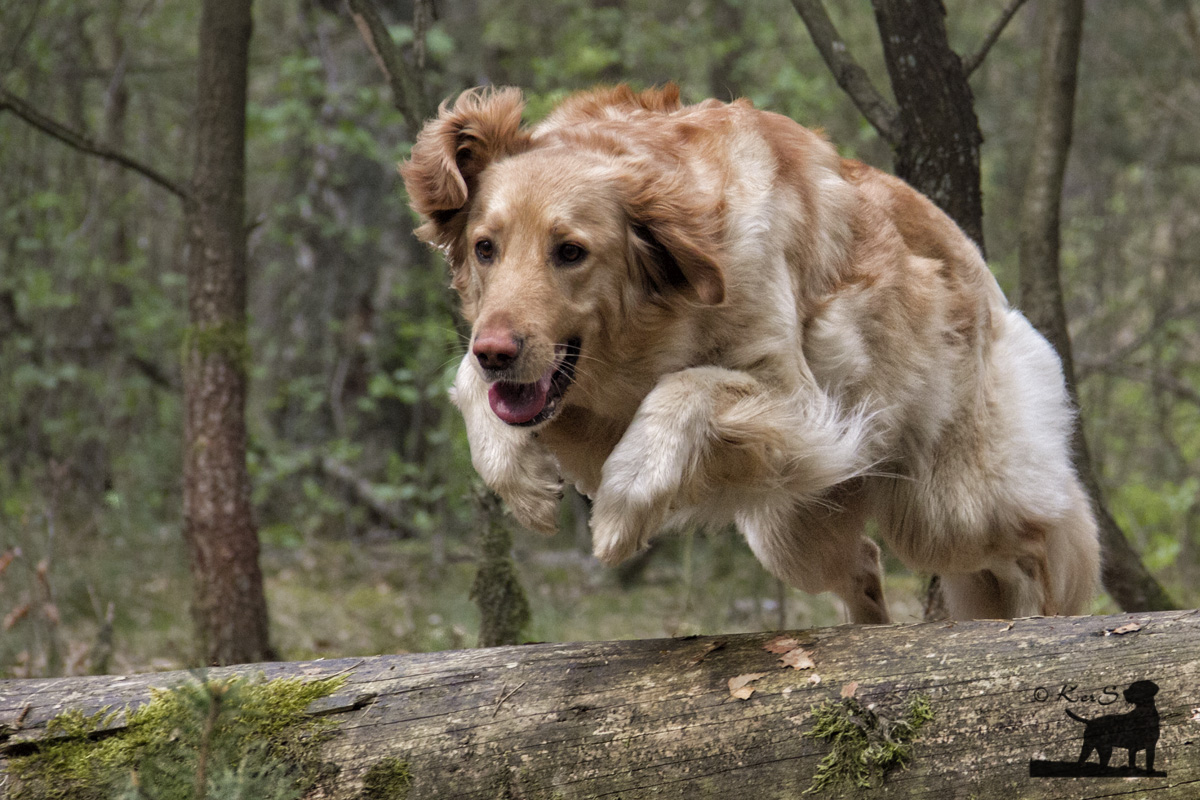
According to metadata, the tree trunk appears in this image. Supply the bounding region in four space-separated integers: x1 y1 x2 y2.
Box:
871 0 986 253
1016 0 1176 612
181 0 275 666
4 611 1199 798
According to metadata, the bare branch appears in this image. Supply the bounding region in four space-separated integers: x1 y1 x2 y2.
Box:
413 0 433 73
1 4 44 74
1079 361 1200 410
1077 305 1200 382
0 87 189 200
317 455 419 537
962 0 1033 76
790 0 901 145
344 0 431 141
1184 0 1200 64
127 354 178 391
1153 372 1200 410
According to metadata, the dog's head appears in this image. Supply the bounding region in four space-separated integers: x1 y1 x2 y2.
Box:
1123 680 1159 706
402 86 726 427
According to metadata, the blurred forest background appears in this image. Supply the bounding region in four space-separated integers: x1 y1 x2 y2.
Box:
1 0 1198 678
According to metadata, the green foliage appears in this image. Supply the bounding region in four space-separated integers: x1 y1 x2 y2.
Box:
804 693 935 793
476 0 865 145
1113 477 1199 571
8 675 344 800
239 10 477 545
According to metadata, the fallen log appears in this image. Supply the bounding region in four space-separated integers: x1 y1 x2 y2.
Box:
3 610 1200 798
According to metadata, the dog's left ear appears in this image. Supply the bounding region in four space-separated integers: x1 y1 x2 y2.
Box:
400 87 531 259
624 172 726 306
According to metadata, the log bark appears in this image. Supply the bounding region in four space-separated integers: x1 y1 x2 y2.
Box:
4 611 1200 798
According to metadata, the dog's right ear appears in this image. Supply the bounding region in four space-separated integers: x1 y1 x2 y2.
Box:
400 87 530 258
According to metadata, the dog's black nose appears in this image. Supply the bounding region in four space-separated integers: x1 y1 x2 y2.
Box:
473 331 522 372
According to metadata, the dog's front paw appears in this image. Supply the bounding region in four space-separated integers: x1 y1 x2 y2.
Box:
501 479 563 535
589 412 683 565
589 491 665 566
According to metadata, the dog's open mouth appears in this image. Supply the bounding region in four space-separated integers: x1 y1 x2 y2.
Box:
487 338 580 427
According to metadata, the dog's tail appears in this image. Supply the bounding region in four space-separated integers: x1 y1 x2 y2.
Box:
1065 708 1089 724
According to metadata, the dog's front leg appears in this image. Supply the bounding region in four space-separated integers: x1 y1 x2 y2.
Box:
450 355 563 534
590 367 871 565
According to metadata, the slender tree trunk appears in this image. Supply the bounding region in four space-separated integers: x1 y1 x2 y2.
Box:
471 491 531 647
871 0 986 253
182 0 275 665
1017 0 1176 612
1018 0 1081 380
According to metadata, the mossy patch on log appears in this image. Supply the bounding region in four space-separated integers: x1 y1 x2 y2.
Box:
358 757 413 800
8 674 344 800
804 692 934 793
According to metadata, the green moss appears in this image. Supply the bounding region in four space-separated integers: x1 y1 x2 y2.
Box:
183 320 250 373
358 757 412 800
470 491 531 648
804 693 934 794
9 674 344 800
8 709 125 800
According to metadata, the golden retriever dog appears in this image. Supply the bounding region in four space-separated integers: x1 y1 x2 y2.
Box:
401 84 1100 622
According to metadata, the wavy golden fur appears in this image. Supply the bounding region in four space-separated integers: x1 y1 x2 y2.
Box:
401 84 1100 622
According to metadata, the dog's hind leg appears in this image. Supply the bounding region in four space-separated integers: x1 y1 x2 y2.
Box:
1044 478 1101 616
938 539 1055 619
738 502 891 624
838 537 890 624
940 493 1099 620
939 569 1022 620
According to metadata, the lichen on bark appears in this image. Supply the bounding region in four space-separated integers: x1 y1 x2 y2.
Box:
182 320 251 375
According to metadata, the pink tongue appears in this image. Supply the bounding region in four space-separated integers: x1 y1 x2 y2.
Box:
488 368 554 424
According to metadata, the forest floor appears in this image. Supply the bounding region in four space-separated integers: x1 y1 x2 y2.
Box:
3 523 1122 678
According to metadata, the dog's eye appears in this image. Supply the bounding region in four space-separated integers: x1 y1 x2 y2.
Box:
475 239 495 263
556 242 587 266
